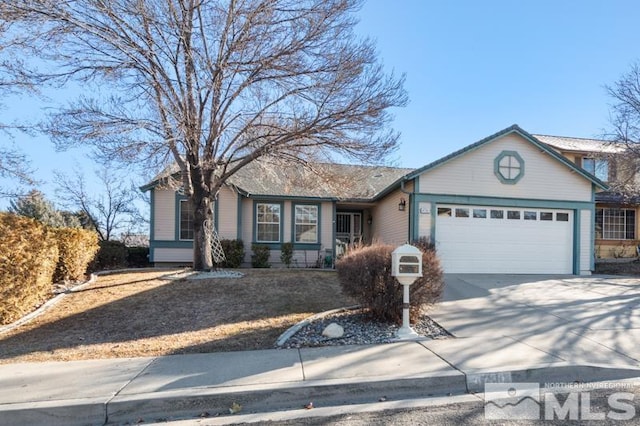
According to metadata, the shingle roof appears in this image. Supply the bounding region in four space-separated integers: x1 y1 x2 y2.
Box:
142 160 412 201
595 191 640 205
533 134 625 154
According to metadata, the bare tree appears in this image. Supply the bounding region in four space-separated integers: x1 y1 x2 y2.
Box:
55 168 138 241
1 0 407 270
606 62 640 197
0 13 40 197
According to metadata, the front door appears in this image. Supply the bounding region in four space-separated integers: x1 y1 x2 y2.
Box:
336 212 362 244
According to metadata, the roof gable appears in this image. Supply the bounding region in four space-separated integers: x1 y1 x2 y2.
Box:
406 124 608 190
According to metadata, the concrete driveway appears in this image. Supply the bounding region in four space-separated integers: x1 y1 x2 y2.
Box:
429 274 640 369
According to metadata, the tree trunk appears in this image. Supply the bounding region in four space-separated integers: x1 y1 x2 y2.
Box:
192 193 214 271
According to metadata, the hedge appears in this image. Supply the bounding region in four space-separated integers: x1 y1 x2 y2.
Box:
0 213 59 325
53 227 100 283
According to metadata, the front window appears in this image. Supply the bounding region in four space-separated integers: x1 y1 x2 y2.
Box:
179 200 194 240
596 208 636 240
256 203 281 242
295 205 318 243
583 158 609 182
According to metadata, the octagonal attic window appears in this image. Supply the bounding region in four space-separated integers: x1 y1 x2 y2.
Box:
494 151 524 184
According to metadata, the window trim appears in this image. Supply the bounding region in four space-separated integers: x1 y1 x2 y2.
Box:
254 201 283 244
494 150 525 184
293 203 320 244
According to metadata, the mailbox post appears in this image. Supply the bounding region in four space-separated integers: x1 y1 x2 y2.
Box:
391 244 423 339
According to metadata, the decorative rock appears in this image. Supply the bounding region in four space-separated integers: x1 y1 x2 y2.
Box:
321 323 344 339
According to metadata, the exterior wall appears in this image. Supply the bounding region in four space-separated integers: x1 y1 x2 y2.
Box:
153 248 193 263
417 201 433 241
371 183 412 246
240 197 334 267
419 133 593 202
216 186 238 239
153 189 176 240
579 209 592 274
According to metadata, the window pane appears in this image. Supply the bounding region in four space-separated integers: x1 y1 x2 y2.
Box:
473 209 487 218
257 203 280 242
582 158 595 174
180 200 194 240
626 210 636 240
556 213 569 222
540 212 553 221
490 209 504 219
583 158 609 181
524 211 537 220
437 207 452 217
455 208 469 218
595 208 603 239
507 210 520 220
295 205 318 243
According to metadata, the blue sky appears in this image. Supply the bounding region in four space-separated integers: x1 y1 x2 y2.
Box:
2 0 639 208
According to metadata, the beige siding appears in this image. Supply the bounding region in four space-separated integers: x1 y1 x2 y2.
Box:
372 185 411 246
216 186 238 239
153 189 175 240
283 201 292 242
418 134 593 202
417 202 432 240
241 197 253 263
320 202 334 250
153 248 193 262
580 209 592 275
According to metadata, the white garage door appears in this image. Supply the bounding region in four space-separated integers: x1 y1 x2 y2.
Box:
435 205 573 274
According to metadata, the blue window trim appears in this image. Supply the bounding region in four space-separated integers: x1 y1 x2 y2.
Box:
292 202 321 245
253 200 284 244
494 150 525 184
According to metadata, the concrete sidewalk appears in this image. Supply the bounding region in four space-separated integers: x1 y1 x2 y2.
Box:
2 338 640 426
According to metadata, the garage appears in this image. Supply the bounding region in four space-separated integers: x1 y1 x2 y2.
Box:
435 205 573 274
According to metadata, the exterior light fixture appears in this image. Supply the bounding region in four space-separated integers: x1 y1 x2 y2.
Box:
398 198 406 211
367 215 373 225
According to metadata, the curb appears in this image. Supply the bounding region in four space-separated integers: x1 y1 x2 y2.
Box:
1 358 640 425
275 305 361 347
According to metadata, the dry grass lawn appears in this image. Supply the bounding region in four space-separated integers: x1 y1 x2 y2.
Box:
0 269 354 364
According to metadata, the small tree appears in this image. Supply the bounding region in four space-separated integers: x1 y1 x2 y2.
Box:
8 189 79 228
280 242 294 268
55 167 139 241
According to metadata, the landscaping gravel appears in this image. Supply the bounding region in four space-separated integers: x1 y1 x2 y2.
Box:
279 308 451 349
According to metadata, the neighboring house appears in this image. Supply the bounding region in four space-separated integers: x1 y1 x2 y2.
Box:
142 125 607 274
535 134 640 260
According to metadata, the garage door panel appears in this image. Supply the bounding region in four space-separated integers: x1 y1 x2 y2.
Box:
436 205 573 274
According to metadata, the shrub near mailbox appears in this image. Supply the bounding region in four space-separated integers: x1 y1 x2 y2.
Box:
392 244 422 285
